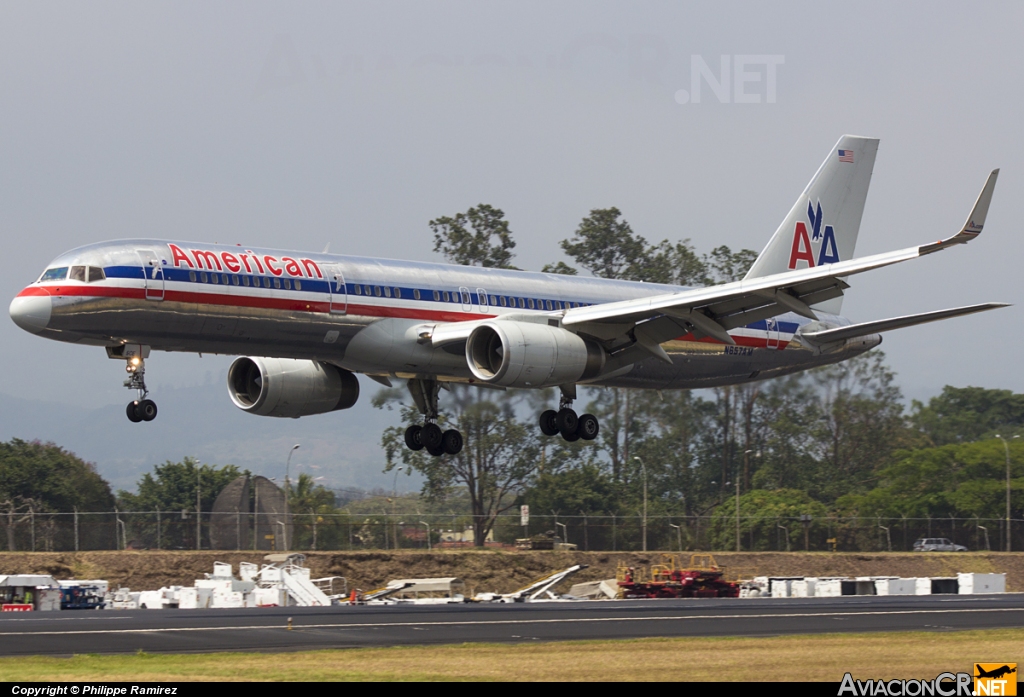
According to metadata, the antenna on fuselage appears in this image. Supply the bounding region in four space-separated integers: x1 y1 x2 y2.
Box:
323 242 331 253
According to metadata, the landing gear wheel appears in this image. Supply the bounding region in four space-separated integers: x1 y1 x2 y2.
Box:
556 408 578 438
422 423 444 449
139 399 158 422
426 443 445 457
441 429 463 455
577 413 599 441
562 428 581 443
404 425 424 451
126 401 143 423
539 410 559 436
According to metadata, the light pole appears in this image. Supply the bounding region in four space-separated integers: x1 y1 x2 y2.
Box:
634 457 648 552
195 458 202 551
995 434 1018 552
420 521 431 551
392 466 404 550
669 523 682 552
283 444 300 552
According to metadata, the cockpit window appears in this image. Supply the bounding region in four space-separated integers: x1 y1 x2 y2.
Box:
87 267 105 283
69 266 86 282
39 267 68 282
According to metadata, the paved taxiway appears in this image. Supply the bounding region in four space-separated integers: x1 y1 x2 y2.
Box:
1 594 1021 655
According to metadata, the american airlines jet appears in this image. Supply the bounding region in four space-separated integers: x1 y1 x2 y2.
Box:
8 136 1006 457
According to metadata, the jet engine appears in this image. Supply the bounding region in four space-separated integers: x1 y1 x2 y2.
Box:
227 357 359 418
466 320 605 388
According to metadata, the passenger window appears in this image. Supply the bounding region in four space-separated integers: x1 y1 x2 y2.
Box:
273 278 281 289
489 295 497 305
354 285 362 295
232 275 240 286
413 289 421 300
374 286 382 297
283 278 291 290
462 290 470 304
393 287 400 298
443 291 450 302
242 275 250 286
69 266 86 282
384 286 391 297
499 296 506 307
364 285 371 295
518 298 525 308
189 271 196 282
263 277 270 288
528 298 535 309
87 267 105 282
295 279 302 290
545 300 553 310
40 267 68 282
211 274 219 284
200 272 208 283
433 290 440 301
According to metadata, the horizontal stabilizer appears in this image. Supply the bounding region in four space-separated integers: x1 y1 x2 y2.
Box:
799 302 1009 345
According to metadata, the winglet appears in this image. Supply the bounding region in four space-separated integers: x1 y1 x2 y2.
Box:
920 169 999 255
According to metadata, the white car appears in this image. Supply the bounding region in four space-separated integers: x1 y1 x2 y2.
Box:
913 538 968 552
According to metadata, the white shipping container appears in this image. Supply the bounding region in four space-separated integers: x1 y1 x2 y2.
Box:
791 578 817 597
814 579 843 597
957 573 1006 594
914 578 932 595
770 579 791 598
875 578 917 595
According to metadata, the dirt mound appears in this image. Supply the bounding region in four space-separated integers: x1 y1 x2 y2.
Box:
0 550 1020 594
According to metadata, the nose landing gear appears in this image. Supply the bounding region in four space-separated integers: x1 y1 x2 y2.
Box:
123 353 157 423
403 379 464 457
540 385 599 442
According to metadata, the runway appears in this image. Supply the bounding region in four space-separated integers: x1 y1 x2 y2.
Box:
1 594 1021 656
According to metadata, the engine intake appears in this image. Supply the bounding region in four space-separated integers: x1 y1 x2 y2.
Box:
466 320 604 388
227 357 359 418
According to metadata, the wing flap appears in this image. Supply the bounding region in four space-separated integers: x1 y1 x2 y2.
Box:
798 303 1009 346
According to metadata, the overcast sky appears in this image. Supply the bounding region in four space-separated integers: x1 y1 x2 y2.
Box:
2 2 1022 488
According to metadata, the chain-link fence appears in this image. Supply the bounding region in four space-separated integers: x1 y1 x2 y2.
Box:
1 511 1022 553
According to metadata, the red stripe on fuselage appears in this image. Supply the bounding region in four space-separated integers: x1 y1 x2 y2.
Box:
20 284 789 349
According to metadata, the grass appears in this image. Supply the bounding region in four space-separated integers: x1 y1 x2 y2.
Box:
1 629 1021 681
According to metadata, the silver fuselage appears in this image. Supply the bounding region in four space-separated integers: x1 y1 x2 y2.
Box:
10 240 879 389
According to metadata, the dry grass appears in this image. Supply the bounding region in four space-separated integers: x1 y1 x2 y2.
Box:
1 629 1021 682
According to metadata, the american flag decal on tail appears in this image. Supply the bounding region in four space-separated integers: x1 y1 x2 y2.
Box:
838 149 854 163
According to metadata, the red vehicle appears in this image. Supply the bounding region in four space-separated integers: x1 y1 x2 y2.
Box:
617 555 739 599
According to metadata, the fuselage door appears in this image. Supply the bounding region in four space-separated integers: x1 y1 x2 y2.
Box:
323 263 347 315
459 286 472 312
476 288 488 313
765 317 780 350
137 250 165 301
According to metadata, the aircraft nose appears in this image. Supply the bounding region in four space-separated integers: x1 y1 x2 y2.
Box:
9 291 52 334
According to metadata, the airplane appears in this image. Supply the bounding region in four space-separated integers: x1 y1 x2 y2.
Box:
8 135 1007 457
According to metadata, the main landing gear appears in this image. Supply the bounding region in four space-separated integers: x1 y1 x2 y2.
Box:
539 385 599 443
123 354 157 423
403 378 463 457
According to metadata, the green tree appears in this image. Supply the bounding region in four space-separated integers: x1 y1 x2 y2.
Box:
430 203 517 268
911 386 1024 446
540 261 578 275
285 473 340 550
707 488 828 551
559 207 650 280
381 388 539 546
0 439 115 550
117 457 241 549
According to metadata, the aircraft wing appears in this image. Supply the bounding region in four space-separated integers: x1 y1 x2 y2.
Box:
561 170 1000 351
797 302 1009 347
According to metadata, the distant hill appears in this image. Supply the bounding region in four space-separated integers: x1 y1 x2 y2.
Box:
0 384 412 493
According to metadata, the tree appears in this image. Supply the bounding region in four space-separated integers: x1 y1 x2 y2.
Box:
0 439 115 550
911 386 1024 446
707 488 828 551
540 261 578 276
381 388 539 546
559 207 650 280
430 204 517 268
285 473 339 550
117 457 241 549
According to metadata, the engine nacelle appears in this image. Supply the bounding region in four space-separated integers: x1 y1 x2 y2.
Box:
227 357 359 418
466 320 605 388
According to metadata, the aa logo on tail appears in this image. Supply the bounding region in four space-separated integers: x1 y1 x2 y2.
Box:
788 200 840 269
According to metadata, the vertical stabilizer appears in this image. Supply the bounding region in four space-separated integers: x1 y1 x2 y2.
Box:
744 135 879 313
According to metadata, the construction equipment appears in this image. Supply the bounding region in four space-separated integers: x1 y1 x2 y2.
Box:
515 531 577 551
617 554 739 599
